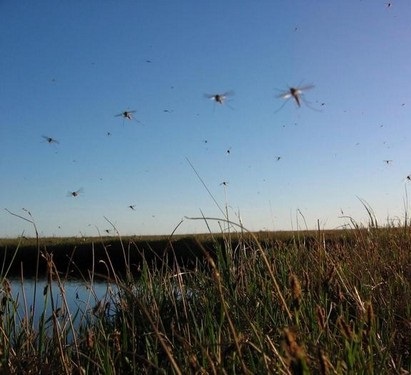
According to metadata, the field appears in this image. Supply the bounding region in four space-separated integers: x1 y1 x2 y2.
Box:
0 223 410 374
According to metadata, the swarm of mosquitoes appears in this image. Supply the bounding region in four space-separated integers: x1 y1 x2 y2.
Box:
42 84 321 200
43 80 407 206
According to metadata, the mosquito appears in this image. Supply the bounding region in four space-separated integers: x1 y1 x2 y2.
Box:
128 205 136 211
115 110 143 125
42 135 59 144
204 91 234 106
67 188 83 197
115 110 136 120
383 160 393 165
275 84 318 112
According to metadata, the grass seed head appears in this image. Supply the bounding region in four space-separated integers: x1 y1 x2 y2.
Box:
318 348 331 375
282 327 308 372
337 316 354 341
362 301 375 342
86 329 95 349
289 273 302 310
2 279 11 296
316 305 326 331
365 301 374 328
112 330 121 353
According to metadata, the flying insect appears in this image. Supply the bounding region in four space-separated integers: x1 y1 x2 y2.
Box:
275 84 318 112
42 135 59 144
115 110 136 120
67 188 83 197
204 91 234 105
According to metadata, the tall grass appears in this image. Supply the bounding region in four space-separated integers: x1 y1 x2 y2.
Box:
0 217 410 373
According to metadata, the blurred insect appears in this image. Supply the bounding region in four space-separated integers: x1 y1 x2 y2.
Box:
401 174 411 184
275 156 282 161
204 91 234 106
42 135 59 144
115 110 143 125
115 110 136 120
67 188 83 197
383 160 393 165
220 181 229 186
385 2 392 8
275 84 318 112
128 205 136 211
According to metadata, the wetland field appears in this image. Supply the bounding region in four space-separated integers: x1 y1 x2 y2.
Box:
0 226 410 374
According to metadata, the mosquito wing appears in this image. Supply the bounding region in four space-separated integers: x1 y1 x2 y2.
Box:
277 91 293 99
221 90 234 98
204 91 234 100
277 84 314 98
297 84 315 93
204 93 217 100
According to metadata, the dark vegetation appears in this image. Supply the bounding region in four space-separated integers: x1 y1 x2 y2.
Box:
0 230 355 279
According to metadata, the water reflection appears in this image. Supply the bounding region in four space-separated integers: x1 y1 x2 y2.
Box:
3 278 117 336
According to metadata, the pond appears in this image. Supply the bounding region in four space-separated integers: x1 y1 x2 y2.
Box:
1 277 118 341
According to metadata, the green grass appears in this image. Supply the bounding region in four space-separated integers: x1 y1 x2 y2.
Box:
0 222 410 374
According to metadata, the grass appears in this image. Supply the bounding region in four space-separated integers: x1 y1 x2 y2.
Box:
0 220 410 374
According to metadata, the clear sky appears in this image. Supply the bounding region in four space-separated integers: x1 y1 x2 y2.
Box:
1 0 411 237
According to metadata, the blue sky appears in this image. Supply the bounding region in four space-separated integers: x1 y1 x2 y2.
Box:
1 1 411 237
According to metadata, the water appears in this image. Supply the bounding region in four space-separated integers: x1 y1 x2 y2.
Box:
1 275 195 344
2 277 118 338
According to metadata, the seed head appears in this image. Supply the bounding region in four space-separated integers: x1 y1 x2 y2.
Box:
337 316 354 340
316 305 326 331
289 273 302 310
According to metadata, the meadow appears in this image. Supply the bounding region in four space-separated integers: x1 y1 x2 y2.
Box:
0 221 410 374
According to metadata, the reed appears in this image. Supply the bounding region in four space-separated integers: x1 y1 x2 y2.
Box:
0 218 410 373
